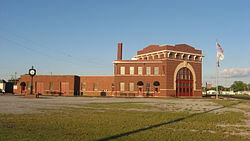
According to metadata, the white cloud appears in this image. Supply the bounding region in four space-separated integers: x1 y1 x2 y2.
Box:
220 68 250 78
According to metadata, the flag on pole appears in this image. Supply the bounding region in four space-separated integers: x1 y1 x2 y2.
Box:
216 41 224 53
216 41 225 61
217 52 224 60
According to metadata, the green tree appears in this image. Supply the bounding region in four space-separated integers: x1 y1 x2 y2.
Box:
230 81 247 92
218 85 225 91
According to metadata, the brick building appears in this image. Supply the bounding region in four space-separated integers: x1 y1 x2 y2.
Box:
16 75 80 96
114 43 204 97
16 43 204 97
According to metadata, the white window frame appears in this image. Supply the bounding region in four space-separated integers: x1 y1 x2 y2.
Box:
129 82 134 91
154 67 159 75
120 82 125 91
120 66 125 75
130 67 134 75
146 67 151 75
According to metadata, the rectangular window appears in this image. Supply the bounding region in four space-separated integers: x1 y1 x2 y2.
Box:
146 67 151 75
27 82 30 90
138 67 143 75
49 82 54 91
154 67 159 75
129 83 134 91
130 67 134 75
93 83 98 91
120 82 125 91
120 66 125 75
81 82 86 90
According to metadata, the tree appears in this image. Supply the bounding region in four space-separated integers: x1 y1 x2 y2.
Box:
230 81 247 92
8 78 20 85
218 85 225 91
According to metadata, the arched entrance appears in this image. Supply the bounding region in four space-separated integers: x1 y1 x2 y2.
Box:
176 67 193 96
20 82 26 94
153 81 160 96
137 81 144 96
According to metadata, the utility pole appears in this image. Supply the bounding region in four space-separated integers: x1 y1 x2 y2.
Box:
206 82 208 97
15 72 17 84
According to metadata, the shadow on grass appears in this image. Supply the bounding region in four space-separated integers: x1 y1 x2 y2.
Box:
97 101 241 141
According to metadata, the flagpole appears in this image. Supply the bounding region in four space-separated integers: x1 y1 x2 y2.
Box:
216 57 219 99
216 40 219 99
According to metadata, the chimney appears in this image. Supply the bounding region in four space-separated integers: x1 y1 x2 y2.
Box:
117 42 123 60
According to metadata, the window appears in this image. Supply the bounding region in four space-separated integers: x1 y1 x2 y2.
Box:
138 67 143 75
154 67 159 75
27 82 30 90
183 55 186 60
146 67 151 75
120 82 125 91
49 82 54 91
129 83 134 91
81 82 86 90
93 83 98 91
195 56 199 61
120 66 125 75
130 67 134 75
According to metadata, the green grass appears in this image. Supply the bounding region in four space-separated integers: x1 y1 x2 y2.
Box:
0 100 249 141
223 94 250 98
208 99 241 107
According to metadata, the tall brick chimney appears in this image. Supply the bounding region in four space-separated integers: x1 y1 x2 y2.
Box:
117 42 123 60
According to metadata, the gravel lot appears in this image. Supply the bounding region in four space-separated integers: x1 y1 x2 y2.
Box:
0 94 244 114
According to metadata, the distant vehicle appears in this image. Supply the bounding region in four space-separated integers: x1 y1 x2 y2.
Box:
0 89 5 94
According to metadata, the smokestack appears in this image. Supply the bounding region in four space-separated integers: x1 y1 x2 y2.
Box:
117 42 123 60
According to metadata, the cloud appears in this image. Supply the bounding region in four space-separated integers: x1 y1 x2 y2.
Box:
220 68 250 78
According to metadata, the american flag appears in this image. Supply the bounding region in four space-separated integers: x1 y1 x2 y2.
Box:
216 42 224 53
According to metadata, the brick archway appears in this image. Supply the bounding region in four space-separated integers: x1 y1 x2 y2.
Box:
173 61 196 94
176 67 193 96
20 82 26 94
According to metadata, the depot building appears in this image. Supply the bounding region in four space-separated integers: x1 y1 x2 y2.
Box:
16 43 204 97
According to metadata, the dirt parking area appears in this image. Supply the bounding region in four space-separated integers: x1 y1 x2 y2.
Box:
0 95 247 114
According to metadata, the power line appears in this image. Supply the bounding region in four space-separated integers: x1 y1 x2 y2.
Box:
0 27 103 66
0 35 81 66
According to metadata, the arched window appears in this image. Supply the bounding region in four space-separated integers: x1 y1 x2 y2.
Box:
153 81 160 86
137 81 144 86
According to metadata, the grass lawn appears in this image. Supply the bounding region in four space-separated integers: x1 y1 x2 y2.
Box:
0 99 249 141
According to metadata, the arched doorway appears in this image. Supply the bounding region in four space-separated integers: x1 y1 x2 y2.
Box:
137 81 144 96
100 90 106 96
176 67 193 96
153 81 160 96
20 82 26 94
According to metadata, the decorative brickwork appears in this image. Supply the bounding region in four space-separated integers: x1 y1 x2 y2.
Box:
16 43 204 98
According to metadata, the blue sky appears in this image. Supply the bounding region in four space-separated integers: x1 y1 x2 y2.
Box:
0 0 250 86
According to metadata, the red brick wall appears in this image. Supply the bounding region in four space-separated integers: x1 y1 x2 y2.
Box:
16 75 79 96
114 43 203 97
164 59 202 97
113 61 167 96
80 76 114 96
15 43 203 98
